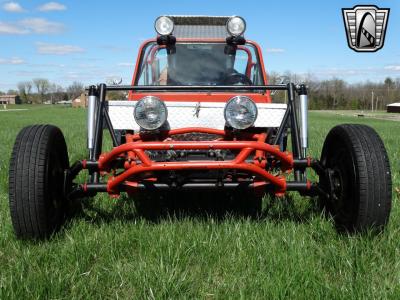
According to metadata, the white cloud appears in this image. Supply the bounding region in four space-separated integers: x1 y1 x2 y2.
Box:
3 2 25 13
313 68 365 77
265 48 285 53
384 65 400 71
30 62 65 68
19 18 64 34
0 57 26 64
100 45 130 52
0 18 65 35
36 42 85 55
0 21 28 34
38 2 66 11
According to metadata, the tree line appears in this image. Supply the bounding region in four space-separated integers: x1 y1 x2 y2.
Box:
0 79 85 104
1 75 400 109
0 78 127 103
268 72 399 110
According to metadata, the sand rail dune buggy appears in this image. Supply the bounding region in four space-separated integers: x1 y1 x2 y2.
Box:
9 16 392 239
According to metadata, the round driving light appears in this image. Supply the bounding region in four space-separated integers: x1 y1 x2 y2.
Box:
226 16 246 37
155 16 174 35
224 96 257 129
134 96 168 130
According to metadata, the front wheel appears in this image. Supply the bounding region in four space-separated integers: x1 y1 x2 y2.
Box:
320 124 392 233
8 125 70 239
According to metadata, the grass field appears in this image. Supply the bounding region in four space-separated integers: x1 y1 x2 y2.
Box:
0 106 399 299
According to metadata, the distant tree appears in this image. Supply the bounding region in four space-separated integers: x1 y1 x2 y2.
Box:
107 91 128 100
32 78 50 103
384 77 394 87
267 71 281 84
66 81 84 100
48 84 64 104
17 81 33 103
7 89 18 95
384 77 394 104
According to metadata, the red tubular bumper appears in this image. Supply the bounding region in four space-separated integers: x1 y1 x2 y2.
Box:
96 128 294 195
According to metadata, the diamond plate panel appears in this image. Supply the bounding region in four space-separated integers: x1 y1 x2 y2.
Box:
108 101 287 130
174 25 228 39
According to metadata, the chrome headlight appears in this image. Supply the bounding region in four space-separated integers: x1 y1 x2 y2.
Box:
226 16 246 37
224 96 257 129
154 16 174 35
134 96 168 130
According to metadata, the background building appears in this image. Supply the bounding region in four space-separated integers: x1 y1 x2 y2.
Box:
387 103 400 113
0 95 21 105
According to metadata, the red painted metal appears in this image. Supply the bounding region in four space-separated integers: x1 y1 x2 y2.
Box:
96 126 293 196
98 140 293 170
129 93 269 103
107 160 286 194
254 132 267 168
144 44 252 84
128 38 272 103
111 33 281 196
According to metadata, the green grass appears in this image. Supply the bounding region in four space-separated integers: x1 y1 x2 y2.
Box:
0 107 399 299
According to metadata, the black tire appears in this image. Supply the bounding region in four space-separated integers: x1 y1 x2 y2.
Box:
320 124 391 233
9 125 70 239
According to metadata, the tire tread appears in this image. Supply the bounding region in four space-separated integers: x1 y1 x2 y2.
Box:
320 124 391 232
8 124 69 239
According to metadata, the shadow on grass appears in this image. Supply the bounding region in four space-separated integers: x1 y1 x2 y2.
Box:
261 194 321 224
64 196 138 225
72 191 321 225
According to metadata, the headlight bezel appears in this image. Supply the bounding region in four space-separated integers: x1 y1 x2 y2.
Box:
134 96 168 131
224 96 258 130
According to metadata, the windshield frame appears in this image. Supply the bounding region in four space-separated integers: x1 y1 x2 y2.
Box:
132 39 267 88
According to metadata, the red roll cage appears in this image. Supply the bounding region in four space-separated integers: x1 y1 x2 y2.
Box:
128 38 272 103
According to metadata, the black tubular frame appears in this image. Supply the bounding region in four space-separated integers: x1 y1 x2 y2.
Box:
105 84 289 91
79 82 310 191
87 82 307 157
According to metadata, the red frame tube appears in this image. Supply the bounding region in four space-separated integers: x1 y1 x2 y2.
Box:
107 160 286 194
95 127 294 195
98 140 293 170
128 38 271 103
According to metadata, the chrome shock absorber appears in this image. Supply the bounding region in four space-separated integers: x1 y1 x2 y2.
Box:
87 85 98 160
298 84 308 158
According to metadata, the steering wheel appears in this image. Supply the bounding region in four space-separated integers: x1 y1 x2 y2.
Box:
221 72 252 85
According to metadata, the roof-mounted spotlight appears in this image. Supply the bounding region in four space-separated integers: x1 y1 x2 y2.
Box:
155 16 176 46
226 16 246 46
155 16 174 35
226 16 246 37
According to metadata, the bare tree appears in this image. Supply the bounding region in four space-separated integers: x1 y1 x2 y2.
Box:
32 78 50 103
17 81 33 103
66 81 84 100
48 84 64 104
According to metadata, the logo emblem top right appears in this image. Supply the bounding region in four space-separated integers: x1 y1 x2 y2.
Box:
342 5 390 52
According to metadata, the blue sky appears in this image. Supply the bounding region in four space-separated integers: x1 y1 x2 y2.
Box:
0 0 399 91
